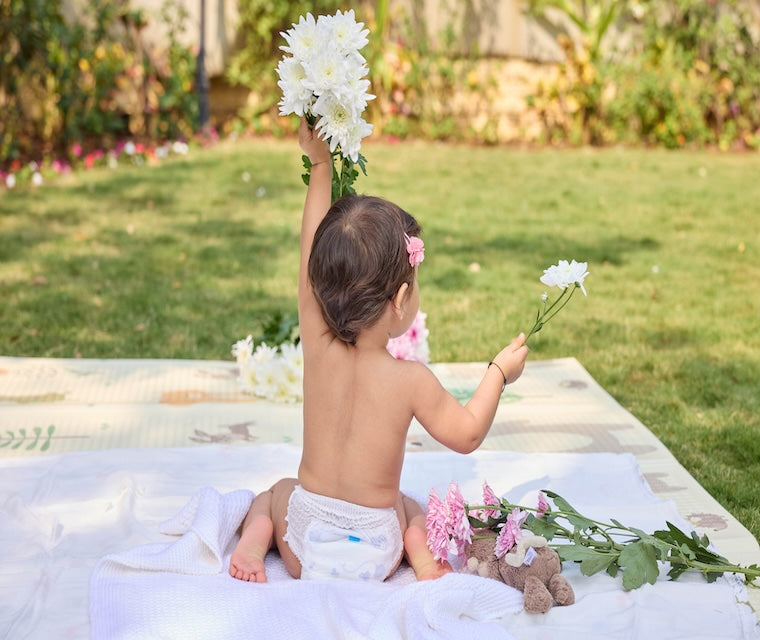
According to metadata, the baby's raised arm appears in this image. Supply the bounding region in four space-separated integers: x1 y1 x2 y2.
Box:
297 118 332 344
410 332 529 454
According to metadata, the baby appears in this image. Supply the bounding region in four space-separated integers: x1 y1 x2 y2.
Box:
229 118 528 583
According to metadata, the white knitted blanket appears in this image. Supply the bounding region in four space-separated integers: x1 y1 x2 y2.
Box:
89 486 523 639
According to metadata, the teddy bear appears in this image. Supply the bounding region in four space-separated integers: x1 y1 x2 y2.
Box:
465 534 575 614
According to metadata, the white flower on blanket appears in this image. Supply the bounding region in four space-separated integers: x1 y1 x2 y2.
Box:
232 338 304 403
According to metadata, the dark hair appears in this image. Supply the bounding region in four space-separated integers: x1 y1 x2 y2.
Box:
308 194 422 345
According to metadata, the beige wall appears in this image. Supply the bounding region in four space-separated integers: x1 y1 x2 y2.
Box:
397 0 573 62
67 0 760 79
119 0 573 78
131 0 240 76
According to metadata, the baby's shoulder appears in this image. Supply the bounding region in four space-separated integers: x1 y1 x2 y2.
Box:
384 356 436 389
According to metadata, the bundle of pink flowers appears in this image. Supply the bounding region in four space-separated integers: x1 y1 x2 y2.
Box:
426 481 549 562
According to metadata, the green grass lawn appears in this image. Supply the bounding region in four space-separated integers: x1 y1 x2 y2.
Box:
1 138 759 542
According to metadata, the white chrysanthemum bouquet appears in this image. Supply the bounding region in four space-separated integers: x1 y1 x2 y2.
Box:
231 335 304 404
276 10 375 201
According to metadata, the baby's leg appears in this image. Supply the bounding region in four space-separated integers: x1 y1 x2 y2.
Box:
268 477 302 579
229 488 275 582
398 493 453 581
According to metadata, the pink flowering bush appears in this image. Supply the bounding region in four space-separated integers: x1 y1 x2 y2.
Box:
1 138 194 191
426 483 760 590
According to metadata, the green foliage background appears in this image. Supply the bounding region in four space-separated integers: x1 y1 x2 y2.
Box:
0 0 198 167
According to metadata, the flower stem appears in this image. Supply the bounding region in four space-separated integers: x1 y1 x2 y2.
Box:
526 285 578 342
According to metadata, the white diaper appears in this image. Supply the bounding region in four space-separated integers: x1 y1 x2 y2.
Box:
283 485 404 581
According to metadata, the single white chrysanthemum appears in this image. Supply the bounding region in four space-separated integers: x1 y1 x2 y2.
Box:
302 48 349 96
276 57 313 116
231 335 254 364
280 13 322 61
313 94 354 153
253 358 280 398
556 259 590 295
341 67 374 118
252 342 278 364
540 259 588 292
279 342 304 371
340 117 374 162
320 9 369 54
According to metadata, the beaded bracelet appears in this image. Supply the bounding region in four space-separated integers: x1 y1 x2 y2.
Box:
488 361 507 391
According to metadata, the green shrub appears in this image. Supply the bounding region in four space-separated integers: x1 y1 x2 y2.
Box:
606 42 713 148
0 0 198 168
528 0 760 149
608 0 760 149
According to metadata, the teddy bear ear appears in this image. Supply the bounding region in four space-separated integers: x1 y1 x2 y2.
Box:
523 534 547 548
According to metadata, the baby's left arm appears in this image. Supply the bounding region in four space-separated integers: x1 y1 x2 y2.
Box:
297 118 332 345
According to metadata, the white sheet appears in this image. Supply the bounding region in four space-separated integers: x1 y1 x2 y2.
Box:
1 444 758 639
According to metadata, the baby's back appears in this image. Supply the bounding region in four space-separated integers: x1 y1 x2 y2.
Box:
298 342 418 509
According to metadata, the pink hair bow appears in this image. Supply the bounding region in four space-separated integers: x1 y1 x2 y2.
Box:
405 234 425 267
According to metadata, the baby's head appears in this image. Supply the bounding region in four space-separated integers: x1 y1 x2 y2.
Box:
308 194 422 345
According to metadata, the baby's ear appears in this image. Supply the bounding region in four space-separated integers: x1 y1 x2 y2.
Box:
391 282 410 317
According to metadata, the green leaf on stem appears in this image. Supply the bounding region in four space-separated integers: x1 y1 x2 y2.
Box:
525 513 558 541
356 153 368 176
618 541 660 590
555 544 602 562
581 553 617 576
302 154 312 186
468 515 495 529
628 526 670 559
544 490 595 530
667 563 690 581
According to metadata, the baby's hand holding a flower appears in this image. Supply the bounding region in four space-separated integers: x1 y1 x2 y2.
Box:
491 333 529 387
299 117 331 166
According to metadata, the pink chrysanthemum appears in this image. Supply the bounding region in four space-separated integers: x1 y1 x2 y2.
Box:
426 488 449 561
479 481 502 522
537 491 549 518
494 507 528 558
426 483 475 561
444 482 472 556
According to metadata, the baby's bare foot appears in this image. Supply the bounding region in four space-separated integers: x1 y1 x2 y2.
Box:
229 513 273 583
415 557 454 581
229 551 268 583
404 523 454 581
